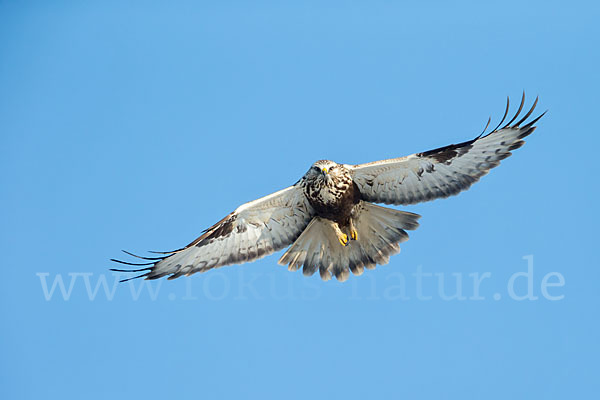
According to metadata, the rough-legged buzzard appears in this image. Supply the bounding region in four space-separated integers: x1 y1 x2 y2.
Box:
112 94 544 282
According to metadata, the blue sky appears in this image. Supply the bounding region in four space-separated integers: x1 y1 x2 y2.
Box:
1 1 598 399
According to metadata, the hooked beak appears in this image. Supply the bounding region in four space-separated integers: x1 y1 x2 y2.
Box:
321 167 329 176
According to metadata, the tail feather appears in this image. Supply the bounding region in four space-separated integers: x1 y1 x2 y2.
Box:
278 202 420 281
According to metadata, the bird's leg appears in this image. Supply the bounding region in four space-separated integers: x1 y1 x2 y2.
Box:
332 222 348 246
349 218 358 241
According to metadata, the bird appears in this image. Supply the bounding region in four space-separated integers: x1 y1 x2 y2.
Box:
112 94 544 282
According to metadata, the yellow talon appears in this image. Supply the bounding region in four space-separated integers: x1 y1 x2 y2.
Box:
339 233 348 246
351 229 358 241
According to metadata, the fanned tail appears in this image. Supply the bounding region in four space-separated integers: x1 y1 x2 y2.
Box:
278 202 420 281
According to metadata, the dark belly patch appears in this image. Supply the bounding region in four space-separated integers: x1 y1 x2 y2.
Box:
310 182 361 226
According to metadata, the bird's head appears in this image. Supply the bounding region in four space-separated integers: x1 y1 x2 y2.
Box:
305 160 347 186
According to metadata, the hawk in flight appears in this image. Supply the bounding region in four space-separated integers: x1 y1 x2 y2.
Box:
113 95 544 282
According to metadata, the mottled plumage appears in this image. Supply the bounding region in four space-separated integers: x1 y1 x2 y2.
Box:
112 94 544 282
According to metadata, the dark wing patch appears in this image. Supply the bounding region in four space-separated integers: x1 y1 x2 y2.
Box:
190 213 237 247
416 138 476 164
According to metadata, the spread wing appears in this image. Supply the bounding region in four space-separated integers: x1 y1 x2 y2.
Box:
111 184 314 280
351 95 545 205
